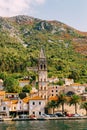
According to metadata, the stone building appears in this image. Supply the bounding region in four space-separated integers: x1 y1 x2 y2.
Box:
38 48 48 100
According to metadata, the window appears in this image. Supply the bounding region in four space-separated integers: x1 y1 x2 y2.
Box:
44 64 46 69
44 78 46 81
39 112 41 115
33 102 35 105
39 102 41 105
14 107 16 110
52 94 54 96
56 86 57 89
44 87 46 90
44 95 46 99
3 107 6 110
41 86 42 90
56 90 58 92
52 90 54 92
40 64 43 69
33 111 35 115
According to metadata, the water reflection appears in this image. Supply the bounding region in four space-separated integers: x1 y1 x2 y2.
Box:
0 120 87 130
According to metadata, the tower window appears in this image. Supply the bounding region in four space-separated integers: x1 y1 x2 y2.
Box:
44 87 46 90
44 95 46 99
44 78 46 81
44 65 46 69
41 86 42 90
40 64 43 69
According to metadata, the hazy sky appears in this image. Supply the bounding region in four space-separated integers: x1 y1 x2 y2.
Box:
0 0 87 32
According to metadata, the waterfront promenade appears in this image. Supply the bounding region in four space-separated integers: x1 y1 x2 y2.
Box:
1 116 87 121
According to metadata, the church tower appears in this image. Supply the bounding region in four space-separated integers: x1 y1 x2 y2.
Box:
38 48 48 100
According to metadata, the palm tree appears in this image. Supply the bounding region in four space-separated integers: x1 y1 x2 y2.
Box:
57 93 67 114
80 102 87 116
69 94 81 114
47 100 57 114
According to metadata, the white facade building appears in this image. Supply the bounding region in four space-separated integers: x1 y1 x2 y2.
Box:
29 96 45 117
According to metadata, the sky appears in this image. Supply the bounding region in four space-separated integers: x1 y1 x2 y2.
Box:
0 0 87 32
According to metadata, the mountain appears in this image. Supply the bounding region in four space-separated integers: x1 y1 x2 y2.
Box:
0 15 87 83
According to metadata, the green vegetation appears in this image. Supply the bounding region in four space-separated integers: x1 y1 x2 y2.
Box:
47 94 87 115
47 100 58 114
0 15 87 86
57 94 67 114
22 85 32 93
80 102 87 116
4 76 22 93
69 94 81 114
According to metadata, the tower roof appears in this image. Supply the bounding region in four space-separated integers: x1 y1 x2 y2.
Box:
39 48 45 58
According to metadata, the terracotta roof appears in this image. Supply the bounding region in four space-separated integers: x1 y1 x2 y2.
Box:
71 83 81 86
0 91 5 96
11 100 18 104
3 98 10 101
48 96 58 101
30 96 45 100
6 93 18 95
23 96 31 103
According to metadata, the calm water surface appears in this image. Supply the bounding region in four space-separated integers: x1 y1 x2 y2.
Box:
0 120 87 130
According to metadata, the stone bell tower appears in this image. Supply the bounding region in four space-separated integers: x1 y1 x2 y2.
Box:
38 48 48 100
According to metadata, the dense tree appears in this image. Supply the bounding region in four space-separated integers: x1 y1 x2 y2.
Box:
47 100 58 114
68 70 80 82
4 76 21 93
19 92 27 99
57 94 67 114
80 102 87 116
0 72 7 80
0 16 87 83
69 94 81 114
22 85 32 93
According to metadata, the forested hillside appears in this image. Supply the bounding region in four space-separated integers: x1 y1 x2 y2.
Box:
0 15 87 83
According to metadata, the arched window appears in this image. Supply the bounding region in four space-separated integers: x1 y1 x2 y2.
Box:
40 64 43 69
66 91 75 97
44 64 46 69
